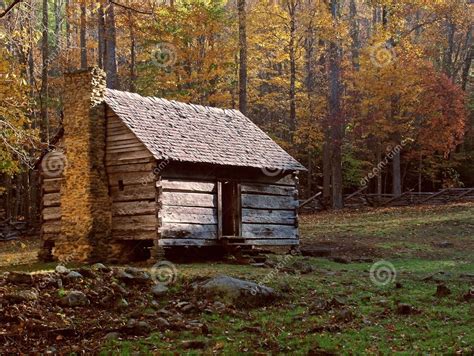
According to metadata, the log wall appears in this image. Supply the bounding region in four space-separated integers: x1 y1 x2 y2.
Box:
41 177 63 242
240 179 299 242
106 112 157 241
157 178 218 246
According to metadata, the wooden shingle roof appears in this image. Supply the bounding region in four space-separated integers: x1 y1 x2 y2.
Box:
104 89 306 172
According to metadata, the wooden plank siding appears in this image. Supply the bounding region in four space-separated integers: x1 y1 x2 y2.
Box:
240 181 299 241
41 176 63 241
106 110 158 241
157 179 218 243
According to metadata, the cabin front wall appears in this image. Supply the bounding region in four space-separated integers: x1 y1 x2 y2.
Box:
158 162 300 247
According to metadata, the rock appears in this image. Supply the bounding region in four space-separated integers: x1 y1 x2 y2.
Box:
116 269 149 285
6 272 33 285
104 332 121 341
181 340 207 350
126 319 150 335
195 275 276 307
55 265 70 274
60 290 90 307
435 284 451 298
91 263 110 272
156 317 170 329
332 256 351 264
3 290 39 303
111 282 128 296
65 271 83 280
151 284 169 297
396 303 415 315
115 298 129 309
250 263 266 268
252 255 267 263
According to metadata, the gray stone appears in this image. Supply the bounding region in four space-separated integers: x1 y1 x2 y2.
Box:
65 271 83 279
55 265 70 274
91 263 110 272
116 298 129 309
196 275 276 307
116 269 149 284
156 317 170 329
151 284 168 297
104 332 121 341
61 290 90 307
126 319 151 334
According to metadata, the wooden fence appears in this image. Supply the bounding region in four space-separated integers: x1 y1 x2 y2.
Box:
299 187 474 212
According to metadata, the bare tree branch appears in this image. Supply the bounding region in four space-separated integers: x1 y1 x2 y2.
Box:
0 0 23 19
109 0 153 15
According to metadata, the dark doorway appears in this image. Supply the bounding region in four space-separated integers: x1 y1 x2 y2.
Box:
221 181 240 236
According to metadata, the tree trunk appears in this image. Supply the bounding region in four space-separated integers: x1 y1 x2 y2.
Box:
376 142 382 199
392 150 402 197
328 0 343 209
80 0 87 69
40 0 49 142
129 11 136 92
288 0 297 139
349 0 359 69
105 1 119 89
322 135 331 205
98 3 105 68
237 0 247 115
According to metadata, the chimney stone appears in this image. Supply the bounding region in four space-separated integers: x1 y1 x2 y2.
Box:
54 67 112 262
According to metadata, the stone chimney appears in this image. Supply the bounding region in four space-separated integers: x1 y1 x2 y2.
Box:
54 67 112 262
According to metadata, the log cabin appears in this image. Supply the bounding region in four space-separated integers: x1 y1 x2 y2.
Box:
37 68 306 262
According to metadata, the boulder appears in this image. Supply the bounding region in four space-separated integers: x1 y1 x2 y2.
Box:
151 284 169 297
65 271 83 280
55 265 70 274
91 263 110 272
195 275 277 307
60 290 90 307
116 269 150 285
126 319 150 335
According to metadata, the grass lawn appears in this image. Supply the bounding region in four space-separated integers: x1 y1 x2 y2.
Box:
1 203 473 354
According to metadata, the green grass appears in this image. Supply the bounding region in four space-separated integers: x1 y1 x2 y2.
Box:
3 203 474 354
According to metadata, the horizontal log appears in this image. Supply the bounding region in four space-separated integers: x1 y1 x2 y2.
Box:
159 180 216 193
107 132 140 142
159 223 217 239
109 171 155 187
43 178 62 193
107 142 147 151
43 207 61 221
110 184 155 202
107 126 132 136
241 208 295 225
106 149 153 162
112 230 157 240
106 146 150 155
241 224 297 239
112 201 156 216
107 138 144 149
161 207 217 224
159 239 217 247
106 157 155 166
106 162 155 174
241 184 295 196
161 191 216 208
43 192 61 207
228 239 299 246
42 220 61 234
241 194 298 210
112 215 156 232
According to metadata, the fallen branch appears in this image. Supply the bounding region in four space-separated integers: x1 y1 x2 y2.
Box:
0 0 23 19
